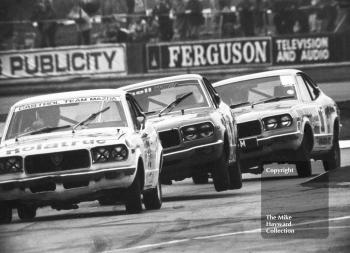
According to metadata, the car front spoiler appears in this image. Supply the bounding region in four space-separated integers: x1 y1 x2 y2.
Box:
0 167 136 201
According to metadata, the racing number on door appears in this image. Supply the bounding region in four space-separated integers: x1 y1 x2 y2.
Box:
222 113 235 160
142 135 155 186
142 136 153 170
318 107 326 134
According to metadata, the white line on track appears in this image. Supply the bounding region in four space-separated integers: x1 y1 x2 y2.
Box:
291 225 350 231
104 215 350 252
192 228 261 240
106 239 191 252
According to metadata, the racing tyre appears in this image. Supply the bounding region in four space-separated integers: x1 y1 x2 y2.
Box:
211 150 230 192
295 131 312 178
295 160 312 178
17 205 37 221
143 179 162 210
323 134 341 171
228 161 242 190
192 174 209 184
125 170 143 214
0 203 12 224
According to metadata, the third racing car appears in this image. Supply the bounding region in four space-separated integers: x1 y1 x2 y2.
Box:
214 69 340 177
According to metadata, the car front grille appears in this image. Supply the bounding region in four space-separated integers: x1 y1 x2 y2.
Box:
159 129 181 148
237 120 262 138
25 150 91 174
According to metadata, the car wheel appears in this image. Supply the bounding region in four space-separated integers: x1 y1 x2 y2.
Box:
211 150 230 192
228 161 242 190
0 202 12 224
323 133 341 171
143 179 162 210
295 131 312 178
192 174 209 184
17 204 37 221
295 160 312 178
125 169 143 214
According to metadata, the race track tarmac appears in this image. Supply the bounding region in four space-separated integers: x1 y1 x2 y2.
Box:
0 149 349 253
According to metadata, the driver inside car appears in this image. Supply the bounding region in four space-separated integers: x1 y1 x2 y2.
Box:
26 106 60 131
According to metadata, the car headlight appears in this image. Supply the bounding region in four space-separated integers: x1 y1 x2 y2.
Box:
263 114 293 131
0 157 23 174
92 147 110 163
181 122 214 141
182 126 198 141
91 145 129 164
265 118 278 130
111 145 128 161
280 115 293 127
199 122 214 138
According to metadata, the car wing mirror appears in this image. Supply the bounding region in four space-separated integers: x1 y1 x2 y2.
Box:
137 115 146 130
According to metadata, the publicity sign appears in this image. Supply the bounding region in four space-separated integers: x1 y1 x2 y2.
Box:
273 35 334 65
0 44 127 80
146 37 272 71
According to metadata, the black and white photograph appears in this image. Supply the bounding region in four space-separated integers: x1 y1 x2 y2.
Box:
0 0 350 252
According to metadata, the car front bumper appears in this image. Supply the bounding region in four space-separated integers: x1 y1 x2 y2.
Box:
239 131 303 168
0 167 136 202
161 140 224 181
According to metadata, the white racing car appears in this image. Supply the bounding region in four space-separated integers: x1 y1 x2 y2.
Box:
122 74 242 192
214 69 340 177
0 89 163 223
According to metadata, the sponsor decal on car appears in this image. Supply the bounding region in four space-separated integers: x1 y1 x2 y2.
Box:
15 96 121 112
5 139 108 155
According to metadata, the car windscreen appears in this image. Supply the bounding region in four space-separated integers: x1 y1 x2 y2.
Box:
215 75 298 106
5 97 127 140
128 80 210 114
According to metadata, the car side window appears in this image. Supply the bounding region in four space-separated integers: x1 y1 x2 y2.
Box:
304 74 318 88
296 75 312 102
127 99 140 130
130 96 145 116
203 77 219 107
303 77 318 101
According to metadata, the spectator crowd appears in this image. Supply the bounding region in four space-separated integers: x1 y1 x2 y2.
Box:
0 0 344 50
99 0 341 44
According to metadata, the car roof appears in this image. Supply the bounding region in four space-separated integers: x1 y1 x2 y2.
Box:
121 74 203 91
213 69 302 87
13 89 127 108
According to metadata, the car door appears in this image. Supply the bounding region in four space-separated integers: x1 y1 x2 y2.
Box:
296 74 328 151
303 74 335 148
127 95 159 187
203 78 236 163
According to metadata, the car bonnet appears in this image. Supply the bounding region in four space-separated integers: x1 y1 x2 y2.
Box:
231 100 300 123
0 127 130 158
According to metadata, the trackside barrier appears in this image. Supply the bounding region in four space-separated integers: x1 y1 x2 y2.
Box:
0 33 350 83
0 44 127 82
143 33 345 73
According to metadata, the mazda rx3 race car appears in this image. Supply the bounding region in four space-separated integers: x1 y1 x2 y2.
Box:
214 69 340 177
0 89 163 223
122 74 242 192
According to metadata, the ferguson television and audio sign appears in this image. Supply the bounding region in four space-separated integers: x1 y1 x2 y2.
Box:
146 38 272 71
0 44 127 80
273 35 334 65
